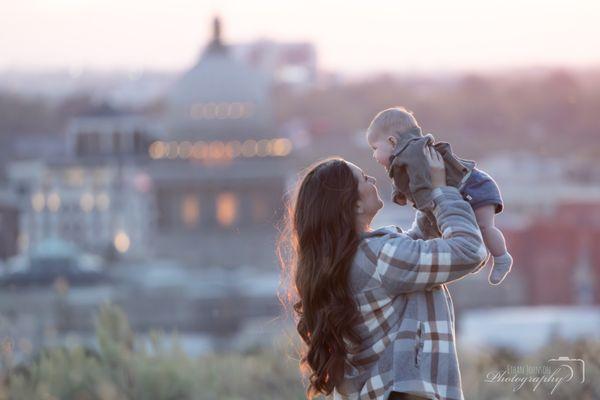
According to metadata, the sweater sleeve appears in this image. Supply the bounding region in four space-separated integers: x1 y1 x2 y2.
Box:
404 210 442 240
375 186 488 295
401 136 437 211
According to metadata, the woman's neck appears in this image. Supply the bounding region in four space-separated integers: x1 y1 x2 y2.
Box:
356 215 373 234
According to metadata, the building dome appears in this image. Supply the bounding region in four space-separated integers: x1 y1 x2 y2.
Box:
166 18 272 139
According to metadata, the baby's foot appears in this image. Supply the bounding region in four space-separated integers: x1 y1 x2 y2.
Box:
489 252 513 285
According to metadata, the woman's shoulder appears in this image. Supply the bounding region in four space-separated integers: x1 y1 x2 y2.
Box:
350 225 408 291
360 225 402 239
358 226 404 252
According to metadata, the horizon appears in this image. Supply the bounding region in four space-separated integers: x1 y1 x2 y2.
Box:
2 0 599 75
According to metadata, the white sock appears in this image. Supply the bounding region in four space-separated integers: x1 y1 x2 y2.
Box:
489 252 513 285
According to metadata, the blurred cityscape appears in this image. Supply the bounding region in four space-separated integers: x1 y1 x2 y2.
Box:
0 14 599 394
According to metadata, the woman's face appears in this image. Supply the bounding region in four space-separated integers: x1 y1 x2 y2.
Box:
347 162 383 219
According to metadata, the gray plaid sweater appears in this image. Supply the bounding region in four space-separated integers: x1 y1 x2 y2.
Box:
331 186 489 400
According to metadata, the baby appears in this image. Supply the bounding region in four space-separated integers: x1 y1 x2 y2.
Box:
366 106 513 285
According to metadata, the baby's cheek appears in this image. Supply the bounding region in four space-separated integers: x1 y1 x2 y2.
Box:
380 155 391 167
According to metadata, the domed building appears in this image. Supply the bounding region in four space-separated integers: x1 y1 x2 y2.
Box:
147 17 294 268
5 17 294 271
165 17 272 139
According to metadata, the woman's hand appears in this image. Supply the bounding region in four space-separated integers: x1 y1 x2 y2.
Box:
423 145 446 188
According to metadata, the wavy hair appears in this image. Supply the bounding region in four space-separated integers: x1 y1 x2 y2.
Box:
277 157 363 398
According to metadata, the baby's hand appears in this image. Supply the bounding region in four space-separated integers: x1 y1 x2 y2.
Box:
423 145 446 188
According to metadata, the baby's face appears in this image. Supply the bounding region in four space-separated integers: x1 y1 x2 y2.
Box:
366 130 396 168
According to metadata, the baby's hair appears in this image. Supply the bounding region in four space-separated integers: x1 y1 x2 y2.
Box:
367 106 421 140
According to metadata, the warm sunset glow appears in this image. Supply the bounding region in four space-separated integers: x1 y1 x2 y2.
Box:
149 141 167 159
2 1 598 73
47 192 61 212
149 138 291 160
31 192 45 212
114 230 130 253
216 192 238 227
271 138 292 156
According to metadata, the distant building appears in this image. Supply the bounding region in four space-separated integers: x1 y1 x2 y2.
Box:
449 199 600 317
232 39 317 88
459 305 600 353
7 160 155 259
506 201 600 306
148 17 294 268
478 152 600 227
6 107 157 259
7 17 295 269
0 195 19 260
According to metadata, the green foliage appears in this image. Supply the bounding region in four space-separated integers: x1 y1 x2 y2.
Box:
1 304 307 400
3 303 598 399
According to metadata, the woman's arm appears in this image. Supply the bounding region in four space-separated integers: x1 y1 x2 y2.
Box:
375 186 488 295
403 145 444 241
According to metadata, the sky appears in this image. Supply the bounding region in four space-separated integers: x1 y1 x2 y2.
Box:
1 0 599 74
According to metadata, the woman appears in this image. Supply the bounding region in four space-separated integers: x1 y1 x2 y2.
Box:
278 147 489 400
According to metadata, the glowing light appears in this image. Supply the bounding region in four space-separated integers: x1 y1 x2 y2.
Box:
256 139 271 157
114 230 130 253
228 141 242 158
216 103 229 119
205 103 216 119
166 141 179 159
209 141 225 159
31 192 45 212
189 102 253 120
179 141 192 159
216 192 238 227
150 138 293 160
80 192 94 212
271 138 293 156
96 192 110 210
224 141 239 159
149 141 167 159
241 140 257 157
47 192 61 212
192 141 208 159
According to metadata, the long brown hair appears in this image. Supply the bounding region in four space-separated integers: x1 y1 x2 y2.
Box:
277 157 363 398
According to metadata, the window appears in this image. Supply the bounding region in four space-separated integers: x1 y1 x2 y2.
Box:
181 194 200 229
216 192 238 227
252 193 269 223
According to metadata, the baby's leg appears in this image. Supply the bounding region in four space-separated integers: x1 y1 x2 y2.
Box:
474 205 506 256
474 205 513 285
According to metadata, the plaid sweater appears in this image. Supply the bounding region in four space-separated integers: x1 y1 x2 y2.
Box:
331 186 489 400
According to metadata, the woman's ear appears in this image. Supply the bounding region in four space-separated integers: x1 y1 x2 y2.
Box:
356 201 364 214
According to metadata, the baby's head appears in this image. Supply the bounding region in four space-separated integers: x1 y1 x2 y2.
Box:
366 106 421 168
